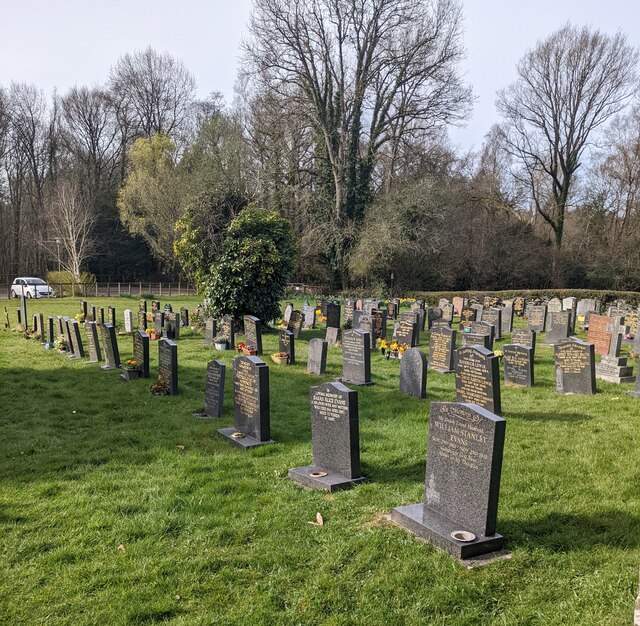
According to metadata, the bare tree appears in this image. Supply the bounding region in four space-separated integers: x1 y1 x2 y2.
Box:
497 24 639 281
245 0 471 285
108 47 197 141
42 178 96 281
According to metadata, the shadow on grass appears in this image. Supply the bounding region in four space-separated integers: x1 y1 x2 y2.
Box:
502 510 640 551
363 458 425 485
507 410 593 422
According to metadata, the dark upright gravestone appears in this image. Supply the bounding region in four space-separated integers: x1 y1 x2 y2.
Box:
69 320 85 358
86 305 96 323
84 321 102 363
20 295 28 330
164 303 173 313
37 313 45 343
151 300 160 313
163 312 179 340
154 311 165 334
180 307 189 327
503 344 534 387
100 323 120 370
455 345 501 415
554 339 596 395
243 315 263 355
46 316 55 345
64 318 75 356
392 401 506 559
158 338 178 396
400 348 427 399
97 307 105 325
204 318 216 346
431 319 451 330
195 360 226 418
220 315 235 348
108 306 116 327
288 310 303 339
279 330 296 365
501 305 514 334
139 299 147 314
218 356 273 447
481 309 502 341
344 299 354 324
32 314 39 336
326 302 341 329
80 299 88 320
138 309 147 332
528 305 547 332
16 308 22 329
511 328 536 351
289 382 364 492
341 329 372 385
372 308 388 341
307 338 328 375
459 307 476 332
545 311 571 345
468 321 494 349
129 329 149 378
56 316 65 341
395 318 418 347
429 326 456 373
461 332 492 351
513 297 526 317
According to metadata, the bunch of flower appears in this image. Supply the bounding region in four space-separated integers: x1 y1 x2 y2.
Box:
493 350 504 359
378 338 389 350
53 334 67 350
273 351 288 358
75 313 85 323
146 327 155 334
150 373 170 395
235 341 256 352
123 359 140 371
275 318 286 328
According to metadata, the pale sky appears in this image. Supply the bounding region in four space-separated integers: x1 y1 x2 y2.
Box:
1 0 639 152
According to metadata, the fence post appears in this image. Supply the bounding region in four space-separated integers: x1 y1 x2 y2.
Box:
169 283 172 297
178 281 181 296
107 282 111 297
95 283 98 298
139 282 142 296
118 282 121 297
159 282 163 297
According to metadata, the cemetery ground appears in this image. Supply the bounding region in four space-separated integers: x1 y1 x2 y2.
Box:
1 297 639 625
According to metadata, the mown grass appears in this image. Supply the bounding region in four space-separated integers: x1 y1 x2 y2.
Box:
1 296 639 625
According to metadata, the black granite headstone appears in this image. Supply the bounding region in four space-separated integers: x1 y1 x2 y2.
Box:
180 307 189 327
80 299 88 320
289 382 364 491
503 344 534 387
455 345 501 415
100 323 120 370
37 313 45 343
307 338 328 375
204 318 217 346
429 327 456 373
107 306 116 326
511 328 536 351
459 307 476 332
482 309 502 341
279 330 296 365
134 330 150 378
196 360 226 418
46 316 55 345
395 319 418 347
97 307 105 325
69 320 85 358
400 348 427 399
554 339 596 395
326 302 341 329
461 332 491 350
64 318 75 356
218 356 273 448
20 295 28 330
392 401 506 559
138 309 147 332
303 303 316 329
243 315 263 355
528 305 547 332
84 321 102 363
158 338 178 396
545 311 571 345
341 329 372 385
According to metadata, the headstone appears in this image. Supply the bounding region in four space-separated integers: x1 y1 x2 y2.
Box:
325 326 341 346
107 306 116 327
219 315 235 348
481 309 502 341
344 299 354 324
303 303 316 329
196 360 226 418
151 300 160 313
371 308 387 341
56 316 64 338
154 311 165 334
99 323 120 370
163 312 179 339
441 302 454 323
576 298 597 319
587 315 613 356
84 321 102 363
547 297 562 313
307 338 328 375
158 338 178 396
204 318 217 346
32 314 39 335
138 309 147 332
283 303 294 324
180 307 189 327
392 401 506 559
400 348 427 399
139 299 147 313
431 319 451 330
288 310 303 339
501 305 514 334
455 345 501 415
64 318 75 356
459 307 477 332
69 320 85 358
218 356 272 447
16 308 22 329
326 302 341 329
124 309 133 334
429 327 457 373
461 332 491 350
46 316 55 345
395 318 418 347
279 330 296 365
513 297 526 317
452 297 467 316
554 339 596 395
133 329 150 378
357 314 374 348
595 317 634 384
80 299 88 320
528 305 547 332
87 305 96 323
97 307 105 325
545 311 572 345
288 382 364 491
341 329 372 385
20 295 28 330
503 344 534 387
470 303 484 320
243 315 263 355
37 313 45 343
386 300 398 320
163 303 173 313
511 328 536 351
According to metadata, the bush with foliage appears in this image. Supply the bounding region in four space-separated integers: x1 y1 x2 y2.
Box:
202 208 296 323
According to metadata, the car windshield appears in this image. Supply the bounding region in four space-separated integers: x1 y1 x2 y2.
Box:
25 279 46 285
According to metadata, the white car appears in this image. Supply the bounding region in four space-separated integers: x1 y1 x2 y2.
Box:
10 277 56 298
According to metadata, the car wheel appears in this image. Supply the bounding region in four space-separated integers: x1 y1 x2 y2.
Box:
10 289 17 298
26 291 32 298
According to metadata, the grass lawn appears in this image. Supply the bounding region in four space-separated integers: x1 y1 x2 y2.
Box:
1 296 639 625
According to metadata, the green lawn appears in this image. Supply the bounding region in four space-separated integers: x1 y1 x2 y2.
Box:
1 296 639 625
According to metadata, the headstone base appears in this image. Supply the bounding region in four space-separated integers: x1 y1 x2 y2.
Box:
217 427 274 448
391 503 504 560
626 390 640 398
595 356 634 384
288 465 365 492
338 378 373 386
429 367 455 374
100 364 117 371
193 410 220 419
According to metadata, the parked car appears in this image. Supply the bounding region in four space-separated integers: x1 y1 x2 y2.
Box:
10 277 56 298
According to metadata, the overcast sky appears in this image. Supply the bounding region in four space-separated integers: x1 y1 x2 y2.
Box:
1 0 639 152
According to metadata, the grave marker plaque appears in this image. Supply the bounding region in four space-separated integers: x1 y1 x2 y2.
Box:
243 315 263 355
307 338 328 375
100 323 120 370
84 321 102 363
289 382 364 491
392 401 506 559
341 329 372 385
455 345 501 415
158 338 178 396
134 330 150 378
503 344 534 387
429 327 456 373
196 360 226 418
218 356 273 447
279 330 296 365
554 339 595 395
400 348 427 399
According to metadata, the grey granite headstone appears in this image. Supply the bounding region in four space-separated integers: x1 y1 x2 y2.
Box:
204 318 217 346
84 321 102 363
195 360 226 418
511 328 536 351
392 401 506 559
288 382 364 492
481 309 502 341
501 305 514 334
303 303 316 329
441 302 454 322
503 344 534 387
69 320 85 358
545 311 571 345
341 329 372 385
455 345 501 415
107 306 116 327
459 307 477 332
400 348 427 399
394 318 418 347
528 305 547 332
554 339 595 395
325 326 341 346
100 323 120 370
429 326 456 373
158 338 178 396
134 330 150 378
279 330 296 365
307 338 328 375
218 356 273 448
243 315 263 355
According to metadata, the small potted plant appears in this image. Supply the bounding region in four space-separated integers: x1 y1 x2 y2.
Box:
213 335 228 350
377 338 388 355
235 341 257 356
150 373 170 396
120 358 141 382
271 351 289 365
147 327 159 340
